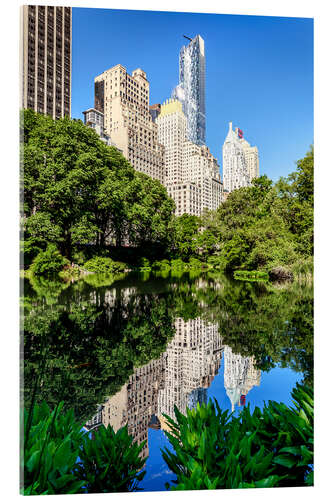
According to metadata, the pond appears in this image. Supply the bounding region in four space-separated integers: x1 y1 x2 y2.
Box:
22 270 313 492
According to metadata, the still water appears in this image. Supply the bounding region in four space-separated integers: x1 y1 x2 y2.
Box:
23 270 313 492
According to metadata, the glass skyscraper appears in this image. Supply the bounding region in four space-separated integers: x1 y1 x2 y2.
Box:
172 34 206 146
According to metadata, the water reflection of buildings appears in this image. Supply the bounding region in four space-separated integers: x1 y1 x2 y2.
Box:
85 316 223 455
85 356 166 460
224 346 261 411
157 317 224 429
85 311 261 456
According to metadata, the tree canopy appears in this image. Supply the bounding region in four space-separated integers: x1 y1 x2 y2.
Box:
22 109 175 262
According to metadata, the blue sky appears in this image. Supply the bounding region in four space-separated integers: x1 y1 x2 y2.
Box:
71 8 313 181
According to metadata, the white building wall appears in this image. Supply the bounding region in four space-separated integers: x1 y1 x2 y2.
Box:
222 122 251 193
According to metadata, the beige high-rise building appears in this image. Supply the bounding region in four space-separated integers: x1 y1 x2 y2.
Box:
183 141 224 213
20 5 71 119
156 99 224 216
94 64 165 184
239 137 259 182
157 99 187 185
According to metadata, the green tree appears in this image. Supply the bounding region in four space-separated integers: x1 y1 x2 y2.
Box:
126 173 175 249
171 214 201 260
23 111 122 259
22 110 175 262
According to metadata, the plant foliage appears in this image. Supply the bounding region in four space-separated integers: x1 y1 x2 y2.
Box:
30 244 69 276
22 401 85 495
75 425 146 493
22 401 147 495
162 383 313 490
84 256 126 274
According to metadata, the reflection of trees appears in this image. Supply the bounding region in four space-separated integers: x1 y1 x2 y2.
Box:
192 276 313 385
23 270 313 426
152 271 313 385
23 282 175 422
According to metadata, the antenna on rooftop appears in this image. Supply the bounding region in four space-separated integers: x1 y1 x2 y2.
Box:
183 35 192 42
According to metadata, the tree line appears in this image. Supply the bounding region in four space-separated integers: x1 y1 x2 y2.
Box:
22 109 313 275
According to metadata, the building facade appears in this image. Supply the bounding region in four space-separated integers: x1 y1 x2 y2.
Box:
82 108 113 146
183 141 224 213
157 99 188 185
222 122 251 193
239 138 260 182
94 64 165 184
172 35 206 146
149 103 161 123
156 99 223 216
20 5 71 119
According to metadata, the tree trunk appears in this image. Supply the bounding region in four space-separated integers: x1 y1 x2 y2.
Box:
63 230 72 261
116 230 122 248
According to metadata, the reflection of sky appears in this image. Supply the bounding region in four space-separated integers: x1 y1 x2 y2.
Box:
207 357 303 416
140 357 303 492
140 428 177 492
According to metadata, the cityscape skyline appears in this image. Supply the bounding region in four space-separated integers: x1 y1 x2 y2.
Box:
71 8 313 182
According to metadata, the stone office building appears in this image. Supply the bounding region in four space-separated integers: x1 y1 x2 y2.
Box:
94 64 165 184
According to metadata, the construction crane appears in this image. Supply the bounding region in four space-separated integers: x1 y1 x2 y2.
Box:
183 35 192 42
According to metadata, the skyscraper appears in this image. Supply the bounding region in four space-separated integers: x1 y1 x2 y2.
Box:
222 122 251 193
20 5 71 119
94 64 165 184
239 138 260 182
156 99 188 186
85 357 166 460
172 35 206 146
156 99 223 216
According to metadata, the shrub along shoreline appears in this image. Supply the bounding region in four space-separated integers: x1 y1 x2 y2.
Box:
23 252 313 287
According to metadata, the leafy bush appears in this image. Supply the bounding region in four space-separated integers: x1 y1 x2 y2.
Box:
152 259 171 270
84 256 126 274
22 401 147 495
30 245 69 276
138 257 151 269
234 270 269 282
22 401 85 495
75 425 146 493
170 258 187 269
188 257 204 269
162 383 313 490
72 249 86 266
291 257 313 281
206 255 224 269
